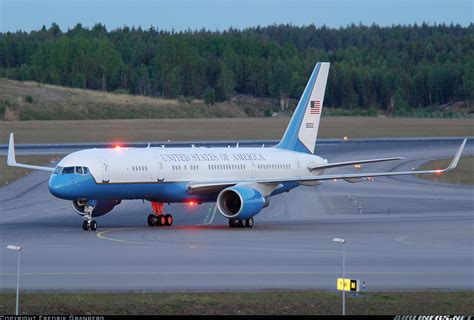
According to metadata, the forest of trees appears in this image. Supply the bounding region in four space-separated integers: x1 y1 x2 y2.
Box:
0 23 472 113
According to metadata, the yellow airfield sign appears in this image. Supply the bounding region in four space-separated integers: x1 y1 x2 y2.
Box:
337 278 359 292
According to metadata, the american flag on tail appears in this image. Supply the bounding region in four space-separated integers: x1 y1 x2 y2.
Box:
310 100 321 114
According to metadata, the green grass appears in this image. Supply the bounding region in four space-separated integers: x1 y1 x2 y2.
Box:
1 117 473 144
417 156 474 185
1 78 472 121
0 291 472 315
0 78 272 120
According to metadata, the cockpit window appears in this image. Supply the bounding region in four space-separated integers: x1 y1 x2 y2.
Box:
75 166 90 175
53 166 63 174
55 166 90 175
62 167 75 174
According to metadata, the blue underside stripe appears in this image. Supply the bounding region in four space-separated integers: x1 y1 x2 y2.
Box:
49 174 300 202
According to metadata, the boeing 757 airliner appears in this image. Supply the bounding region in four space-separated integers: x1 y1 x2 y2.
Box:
7 62 467 231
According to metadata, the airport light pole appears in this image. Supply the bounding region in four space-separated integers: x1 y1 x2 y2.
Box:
7 245 22 315
333 238 346 316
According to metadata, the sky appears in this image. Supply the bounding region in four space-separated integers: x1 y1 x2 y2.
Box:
0 0 472 32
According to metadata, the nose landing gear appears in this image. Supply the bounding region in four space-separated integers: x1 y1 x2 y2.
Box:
148 202 173 227
82 204 97 231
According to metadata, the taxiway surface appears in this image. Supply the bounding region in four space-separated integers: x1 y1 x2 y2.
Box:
1 139 473 291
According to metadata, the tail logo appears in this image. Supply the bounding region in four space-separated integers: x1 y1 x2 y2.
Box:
310 101 321 114
276 62 330 154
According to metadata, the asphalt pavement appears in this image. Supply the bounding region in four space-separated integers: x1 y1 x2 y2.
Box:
0 138 473 291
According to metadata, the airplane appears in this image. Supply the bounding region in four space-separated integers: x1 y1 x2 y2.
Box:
7 62 467 231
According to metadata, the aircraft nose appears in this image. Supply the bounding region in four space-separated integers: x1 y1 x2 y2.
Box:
48 174 77 200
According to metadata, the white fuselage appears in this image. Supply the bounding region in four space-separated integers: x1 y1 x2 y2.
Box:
58 146 327 185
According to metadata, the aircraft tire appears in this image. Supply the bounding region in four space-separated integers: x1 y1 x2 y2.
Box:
155 215 166 226
246 217 254 228
164 214 173 226
147 214 155 226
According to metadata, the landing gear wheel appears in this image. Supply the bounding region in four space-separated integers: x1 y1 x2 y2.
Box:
228 219 236 228
246 217 254 228
147 214 156 226
239 219 247 228
155 214 166 226
81 202 94 231
165 214 173 226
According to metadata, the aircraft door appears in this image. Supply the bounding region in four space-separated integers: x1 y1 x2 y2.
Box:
250 160 256 179
155 157 165 182
98 156 110 183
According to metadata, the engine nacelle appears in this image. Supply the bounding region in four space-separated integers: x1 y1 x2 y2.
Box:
72 199 121 217
217 186 269 220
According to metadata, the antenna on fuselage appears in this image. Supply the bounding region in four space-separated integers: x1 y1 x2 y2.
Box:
161 145 165 148
146 143 151 149
236 142 239 148
262 144 265 148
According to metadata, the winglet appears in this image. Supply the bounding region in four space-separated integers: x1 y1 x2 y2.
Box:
6 133 55 172
444 138 467 171
7 133 17 166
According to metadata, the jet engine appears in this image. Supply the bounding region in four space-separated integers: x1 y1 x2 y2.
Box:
217 186 269 220
72 199 121 217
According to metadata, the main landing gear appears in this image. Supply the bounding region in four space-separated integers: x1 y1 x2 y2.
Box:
148 202 173 227
228 217 254 228
82 204 97 231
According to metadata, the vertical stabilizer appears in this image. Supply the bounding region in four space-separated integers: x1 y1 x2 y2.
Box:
276 62 330 154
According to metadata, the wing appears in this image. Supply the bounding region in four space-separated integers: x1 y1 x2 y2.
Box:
188 139 467 193
7 133 55 172
308 157 404 171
